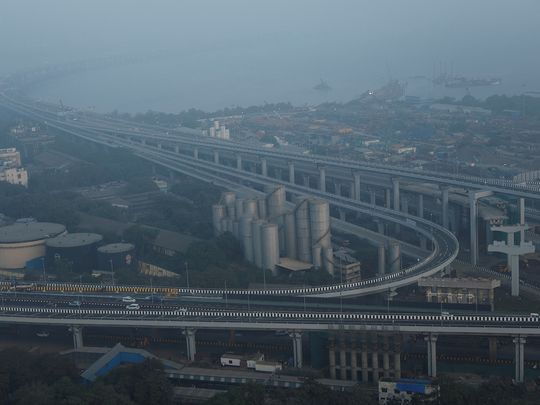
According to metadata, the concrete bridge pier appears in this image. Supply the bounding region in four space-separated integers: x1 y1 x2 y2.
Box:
328 337 336 379
378 243 386 275
418 194 424 218
441 186 449 229
70 325 84 349
338 209 346 221
425 333 438 377
335 182 343 197
302 174 310 188
318 165 326 192
376 219 385 235
236 154 242 170
290 331 303 368
193 147 199 159
353 171 361 201
213 150 219 164
183 328 197 362
488 337 498 363
513 336 526 383
392 178 400 211
401 197 409 215
370 189 376 206
388 241 401 273
260 158 267 177
174 145 180 154
288 161 295 184
339 336 347 380
385 188 391 209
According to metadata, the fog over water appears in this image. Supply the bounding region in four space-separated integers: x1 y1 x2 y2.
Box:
2 0 540 112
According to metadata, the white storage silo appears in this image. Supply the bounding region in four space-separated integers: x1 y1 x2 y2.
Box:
261 223 279 274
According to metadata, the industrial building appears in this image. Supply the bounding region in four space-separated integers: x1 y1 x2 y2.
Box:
378 378 439 404
45 233 103 273
0 222 66 269
418 277 501 310
212 186 333 275
97 242 136 272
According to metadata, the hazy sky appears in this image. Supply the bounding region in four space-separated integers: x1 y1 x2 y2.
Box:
2 1 540 111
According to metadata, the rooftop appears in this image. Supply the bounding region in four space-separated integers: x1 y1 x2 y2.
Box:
0 222 66 244
98 243 135 254
46 233 103 248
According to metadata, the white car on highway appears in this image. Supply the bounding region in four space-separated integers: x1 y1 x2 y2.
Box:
126 303 140 310
122 296 136 303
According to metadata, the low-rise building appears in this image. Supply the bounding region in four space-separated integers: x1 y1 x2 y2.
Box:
418 277 501 310
379 378 439 404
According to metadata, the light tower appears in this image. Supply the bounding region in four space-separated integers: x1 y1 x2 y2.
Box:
488 224 535 297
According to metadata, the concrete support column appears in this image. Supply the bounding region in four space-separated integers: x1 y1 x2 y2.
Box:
441 186 449 229
213 150 219 164
303 174 310 188
318 165 326 193
353 171 361 201
288 161 295 184
376 219 385 235
370 189 376 206
350 342 358 381
488 337 498 363
290 332 303 368
485 221 494 248
371 342 379 383
261 158 267 177
418 194 424 218
174 145 180 153
388 241 401 273
392 178 400 211
184 328 197 362
394 335 401 379
510 253 520 297
425 334 438 378
157 143 162 150
335 183 343 197
513 336 526 383
193 147 199 159
361 340 369 382
469 193 479 266
378 243 386 275
338 209 346 221
382 336 390 378
70 325 83 349
339 337 347 380
520 198 526 243
236 154 242 170
329 338 336 379
401 197 409 214
385 188 391 209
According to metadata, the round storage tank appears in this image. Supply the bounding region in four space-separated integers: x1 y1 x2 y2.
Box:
97 243 136 272
0 222 66 269
46 233 103 273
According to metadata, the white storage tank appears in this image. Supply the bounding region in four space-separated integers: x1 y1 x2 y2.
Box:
0 222 66 270
261 223 279 274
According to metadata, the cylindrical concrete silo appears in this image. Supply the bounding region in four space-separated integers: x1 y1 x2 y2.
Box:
212 204 226 236
45 233 103 273
222 191 236 219
284 212 297 259
235 198 245 219
388 240 401 273
239 216 254 262
295 198 312 263
309 199 331 249
244 199 258 219
266 185 286 220
323 247 334 276
252 220 264 269
312 245 322 270
257 198 267 220
261 223 279 274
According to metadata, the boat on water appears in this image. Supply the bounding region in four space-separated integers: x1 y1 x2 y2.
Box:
433 73 501 88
